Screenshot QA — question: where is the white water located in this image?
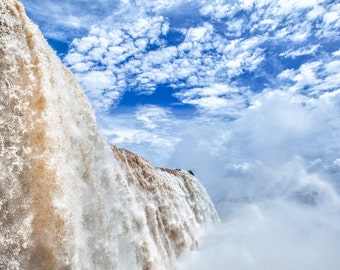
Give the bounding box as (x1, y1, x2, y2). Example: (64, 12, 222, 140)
(176, 119, 340, 269)
(178, 191, 340, 270)
(0, 1, 218, 269)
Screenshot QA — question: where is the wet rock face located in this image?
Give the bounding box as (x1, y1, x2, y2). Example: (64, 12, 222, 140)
(0, 1, 219, 269)
(112, 146, 219, 268)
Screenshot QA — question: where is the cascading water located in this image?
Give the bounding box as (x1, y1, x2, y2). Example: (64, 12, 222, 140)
(0, 1, 219, 269)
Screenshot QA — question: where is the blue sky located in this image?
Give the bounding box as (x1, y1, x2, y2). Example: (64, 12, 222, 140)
(20, 1, 340, 267)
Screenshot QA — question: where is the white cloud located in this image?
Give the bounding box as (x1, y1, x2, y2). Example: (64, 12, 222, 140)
(174, 84, 247, 115)
(277, 56, 340, 97)
(187, 26, 210, 41)
(326, 60, 340, 74)
(183, 96, 230, 112)
(278, 0, 320, 12)
(323, 11, 339, 24)
(177, 84, 237, 99)
(81, 71, 115, 92)
(307, 4, 326, 20)
(280, 45, 320, 58)
(135, 105, 173, 129)
(291, 61, 321, 90)
(316, 3, 340, 38)
(57, 0, 338, 126)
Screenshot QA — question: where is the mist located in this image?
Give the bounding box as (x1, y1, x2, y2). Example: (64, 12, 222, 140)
(102, 89, 340, 270)
(168, 91, 340, 269)
(177, 197, 340, 270)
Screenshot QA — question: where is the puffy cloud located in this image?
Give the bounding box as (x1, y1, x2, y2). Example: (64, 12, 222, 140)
(59, 0, 338, 122)
(175, 84, 247, 116)
(135, 105, 173, 129)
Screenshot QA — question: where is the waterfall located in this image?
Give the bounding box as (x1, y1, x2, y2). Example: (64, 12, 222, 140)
(0, 1, 219, 269)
